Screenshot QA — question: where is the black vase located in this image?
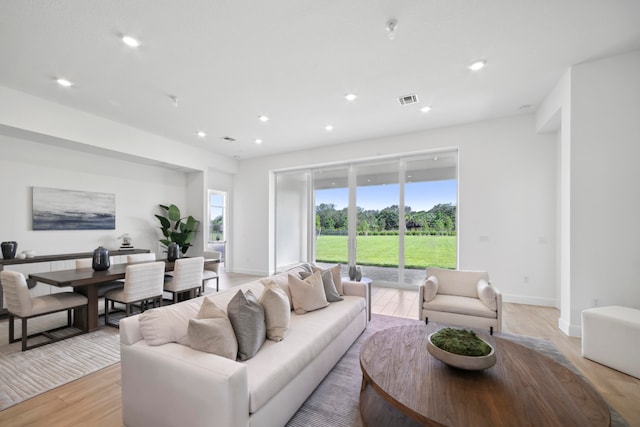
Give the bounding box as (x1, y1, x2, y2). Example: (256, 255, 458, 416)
(1, 241, 17, 259)
(167, 242, 180, 262)
(92, 246, 110, 271)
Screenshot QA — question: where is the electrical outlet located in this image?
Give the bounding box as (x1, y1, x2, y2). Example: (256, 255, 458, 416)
(523, 276, 529, 284)
(593, 298, 599, 307)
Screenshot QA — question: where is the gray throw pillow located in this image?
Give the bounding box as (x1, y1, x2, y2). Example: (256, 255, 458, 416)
(300, 270, 343, 302)
(227, 290, 266, 361)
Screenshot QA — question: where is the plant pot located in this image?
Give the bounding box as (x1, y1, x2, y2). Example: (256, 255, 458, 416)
(167, 242, 180, 262)
(427, 332, 496, 370)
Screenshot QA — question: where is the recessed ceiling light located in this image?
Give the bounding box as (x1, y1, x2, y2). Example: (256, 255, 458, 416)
(197, 131, 206, 138)
(258, 115, 269, 122)
(56, 78, 73, 87)
(468, 60, 487, 71)
(345, 93, 357, 101)
(420, 106, 432, 113)
(325, 124, 334, 131)
(122, 35, 140, 48)
(255, 138, 263, 144)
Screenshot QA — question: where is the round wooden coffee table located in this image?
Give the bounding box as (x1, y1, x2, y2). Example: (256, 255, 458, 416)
(359, 324, 610, 427)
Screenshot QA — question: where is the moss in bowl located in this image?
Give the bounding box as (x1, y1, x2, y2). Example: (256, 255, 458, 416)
(427, 327, 496, 370)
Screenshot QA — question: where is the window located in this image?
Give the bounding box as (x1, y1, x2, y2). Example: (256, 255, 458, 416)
(274, 150, 457, 287)
(208, 191, 225, 243)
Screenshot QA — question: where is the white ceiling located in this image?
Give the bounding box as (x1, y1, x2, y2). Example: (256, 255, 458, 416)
(1, 1, 639, 160)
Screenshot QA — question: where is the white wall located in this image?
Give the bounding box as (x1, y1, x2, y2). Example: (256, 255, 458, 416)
(569, 50, 640, 331)
(233, 114, 558, 306)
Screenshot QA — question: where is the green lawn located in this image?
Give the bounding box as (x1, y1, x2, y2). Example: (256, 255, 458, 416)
(315, 235, 456, 269)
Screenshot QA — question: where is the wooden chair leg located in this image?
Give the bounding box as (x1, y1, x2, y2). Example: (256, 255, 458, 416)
(67, 309, 72, 327)
(216, 277, 219, 292)
(104, 298, 110, 326)
(9, 315, 15, 343)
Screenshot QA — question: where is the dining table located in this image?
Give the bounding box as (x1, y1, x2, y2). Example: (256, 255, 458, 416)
(29, 258, 220, 332)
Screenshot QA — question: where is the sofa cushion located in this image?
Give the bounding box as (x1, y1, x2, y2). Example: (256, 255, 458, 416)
(300, 270, 343, 302)
(244, 295, 366, 413)
(264, 274, 293, 310)
(477, 279, 497, 311)
(288, 272, 329, 315)
(228, 290, 266, 361)
(311, 264, 343, 295)
(187, 297, 237, 359)
(138, 298, 202, 346)
(423, 275, 439, 302)
(259, 280, 291, 342)
(423, 294, 496, 319)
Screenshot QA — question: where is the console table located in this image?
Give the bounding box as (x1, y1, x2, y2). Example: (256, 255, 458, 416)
(0, 249, 150, 316)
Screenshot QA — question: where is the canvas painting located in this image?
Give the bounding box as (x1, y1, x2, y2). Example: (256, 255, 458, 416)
(32, 187, 116, 230)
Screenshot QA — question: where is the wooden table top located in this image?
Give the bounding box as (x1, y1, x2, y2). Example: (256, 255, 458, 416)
(360, 324, 610, 427)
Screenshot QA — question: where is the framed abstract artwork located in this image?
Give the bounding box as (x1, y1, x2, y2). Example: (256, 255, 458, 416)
(32, 187, 116, 230)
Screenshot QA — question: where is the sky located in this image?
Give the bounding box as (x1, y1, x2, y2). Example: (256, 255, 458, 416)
(315, 179, 457, 212)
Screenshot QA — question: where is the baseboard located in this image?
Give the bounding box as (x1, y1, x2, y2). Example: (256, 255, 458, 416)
(502, 293, 557, 307)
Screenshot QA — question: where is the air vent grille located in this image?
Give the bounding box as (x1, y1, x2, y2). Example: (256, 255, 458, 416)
(398, 94, 419, 105)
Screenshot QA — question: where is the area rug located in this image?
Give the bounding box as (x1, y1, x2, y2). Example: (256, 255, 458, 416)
(0, 322, 120, 411)
(286, 314, 630, 427)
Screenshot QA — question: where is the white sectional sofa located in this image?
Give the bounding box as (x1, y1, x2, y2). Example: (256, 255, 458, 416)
(119, 263, 369, 427)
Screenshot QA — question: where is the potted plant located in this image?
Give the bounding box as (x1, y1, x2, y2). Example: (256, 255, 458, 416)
(155, 204, 199, 255)
(427, 327, 496, 370)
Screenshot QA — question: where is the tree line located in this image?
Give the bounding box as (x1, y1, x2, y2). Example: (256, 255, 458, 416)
(316, 203, 456, 235)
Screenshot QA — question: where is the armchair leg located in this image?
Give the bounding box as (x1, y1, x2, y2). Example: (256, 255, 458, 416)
(9, 315, 15, 343)
(22, 317, 28, 351)
(425, 317, 429, 325)
(216, 277, 219, 292)
(490, 326, 494, 335)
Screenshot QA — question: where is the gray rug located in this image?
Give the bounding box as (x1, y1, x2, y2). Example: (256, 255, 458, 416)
(0, 319, 120, 411)
(286, 314, 629, 427)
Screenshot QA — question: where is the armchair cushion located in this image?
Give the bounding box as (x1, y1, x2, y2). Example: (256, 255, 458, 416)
(477, 279, 498, 311)
(423, 295, 496, 319)
(423, 275, 439, 302)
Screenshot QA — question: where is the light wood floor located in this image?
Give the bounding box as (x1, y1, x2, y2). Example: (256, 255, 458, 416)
(1, 272, 639, 426)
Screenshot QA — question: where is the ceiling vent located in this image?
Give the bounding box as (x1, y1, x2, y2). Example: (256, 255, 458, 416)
(221, 136, 236, 142)
(398, 94, 419, 105)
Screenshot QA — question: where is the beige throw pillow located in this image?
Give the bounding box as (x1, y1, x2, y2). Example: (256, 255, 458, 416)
(288, 271, 329, 315)
(263, 275, 293, 309)
(300, 270, 343, 302)
(477, 279, 498, 311)
(259, 280, 291, 342)
(311, 264, 343, 295)
(423, 275, 439, 302)
(187, 297, 238, 360)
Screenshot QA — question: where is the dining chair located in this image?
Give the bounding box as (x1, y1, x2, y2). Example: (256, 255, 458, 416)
(202, 251, 222, 293)
(127, 253, 156, 263)
(163, 257, 204, 304)
(0, 270, 88, 351)
(75, 258, 124, 297)
(104, 261, 165, 327)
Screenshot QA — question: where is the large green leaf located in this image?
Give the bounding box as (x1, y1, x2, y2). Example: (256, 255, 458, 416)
(167, 204, 181, 222)
(155, 214, 170, 229)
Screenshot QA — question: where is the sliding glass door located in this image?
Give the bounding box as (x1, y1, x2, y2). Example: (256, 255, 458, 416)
(275, 150, 457, 287)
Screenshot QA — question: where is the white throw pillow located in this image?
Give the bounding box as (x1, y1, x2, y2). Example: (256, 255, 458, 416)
(311, 264, 343, 295)
(187, 297, 238, 359)
(288, 271, 329, 315)
(477, 279, 497, 311)
(259, 280, 291, 342)
(138, 301, 200, 346)
(423, 275, 439, 302)
(263, 275, 293, 309)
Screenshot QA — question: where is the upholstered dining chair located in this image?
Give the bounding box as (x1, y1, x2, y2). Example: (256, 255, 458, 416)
(127, 253, 156, 263)
(202, 251, 222, 293)
(104, 261, 165, 327)
(163, 257, 204, 304)
(0, 270, 88, 351)
(75, 258, 124, 297)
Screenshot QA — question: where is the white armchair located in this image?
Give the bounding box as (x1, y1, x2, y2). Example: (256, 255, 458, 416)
(418, 267, 502, 334)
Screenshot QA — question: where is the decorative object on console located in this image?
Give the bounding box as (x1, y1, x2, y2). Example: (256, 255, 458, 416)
(355, 266, 362, 282)
(118, 233, 134, 250)
(1, 241, 17, 259)
(23, 249, 36, 258)
(427, 327, 496, 370)
(32, 187, 115, 230)
(155, 203, 199, 255)
(167, 242, 180, 262)
(348, 263, 357, 281)
(92, 246, 110, 271)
